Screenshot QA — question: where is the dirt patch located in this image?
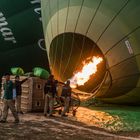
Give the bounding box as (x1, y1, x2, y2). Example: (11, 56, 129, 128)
(75, 107, 122, 132)
(0, 106, 140, 140)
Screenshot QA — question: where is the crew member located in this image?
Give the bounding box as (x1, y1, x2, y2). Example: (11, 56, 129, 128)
(44, 75, 57, 117)
(15, 75, 28, 114)
(0, 73, 19, 123)
(61, 80, 71, 117)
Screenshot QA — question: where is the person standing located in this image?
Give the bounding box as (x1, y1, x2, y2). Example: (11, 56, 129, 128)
(44, 75, 57, 117)
(0, 73, 19, 123)
(14, 75, 28, 114)
(61, 80, 71, 117)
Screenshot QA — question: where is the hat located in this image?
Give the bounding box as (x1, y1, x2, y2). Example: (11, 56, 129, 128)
(4, 72, 10, 76)
(15, 75, 19, 79)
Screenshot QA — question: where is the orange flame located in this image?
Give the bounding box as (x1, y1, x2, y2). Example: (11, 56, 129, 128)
(70, 56, 103, 88)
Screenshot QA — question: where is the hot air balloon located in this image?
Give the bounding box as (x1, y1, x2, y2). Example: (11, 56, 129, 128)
(41, 0, 140, 105)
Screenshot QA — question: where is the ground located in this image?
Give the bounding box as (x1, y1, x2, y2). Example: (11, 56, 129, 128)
(0, 107, 140, 140)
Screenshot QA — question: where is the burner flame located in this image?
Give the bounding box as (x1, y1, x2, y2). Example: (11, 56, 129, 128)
(70, 56, 103, 88)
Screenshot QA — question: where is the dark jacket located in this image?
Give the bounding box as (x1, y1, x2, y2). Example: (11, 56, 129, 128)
(15, 78, 28, 96)
(44, 79, 57, 98)
(3, 80, 13, 100)
(61, 85, 71, 97)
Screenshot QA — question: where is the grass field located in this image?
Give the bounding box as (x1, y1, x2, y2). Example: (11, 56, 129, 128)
(80, 99, 140, 132)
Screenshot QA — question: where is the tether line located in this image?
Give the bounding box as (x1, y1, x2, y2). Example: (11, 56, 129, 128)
(73, 0, 103, 73)
(58, 0, 70, 80)
(52, 0, 60, 73)
(62, 0, 85, 76)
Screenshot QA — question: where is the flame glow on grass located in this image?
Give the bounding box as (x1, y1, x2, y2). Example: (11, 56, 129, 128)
(70, 56, 103, 88)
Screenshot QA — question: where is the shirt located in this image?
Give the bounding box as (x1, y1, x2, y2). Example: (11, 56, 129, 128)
(61, 85, 71, 97)
(44, 79, 57, 97)
(3, 80, 13, 100)
(15, 78, 28, 96)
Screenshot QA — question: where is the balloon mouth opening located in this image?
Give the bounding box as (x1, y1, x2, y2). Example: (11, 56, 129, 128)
(49, 32, 106, 94)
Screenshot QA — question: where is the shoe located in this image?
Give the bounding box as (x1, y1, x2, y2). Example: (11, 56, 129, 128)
(17, 111, 23, 114)
(14, 120, 19, 123)
(61, 114, 68, 117)
(19, 111, 24, 114)
(58, 109, 62, 115)
(0, 120, 6, 123)
(47, 114, 55, 117)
